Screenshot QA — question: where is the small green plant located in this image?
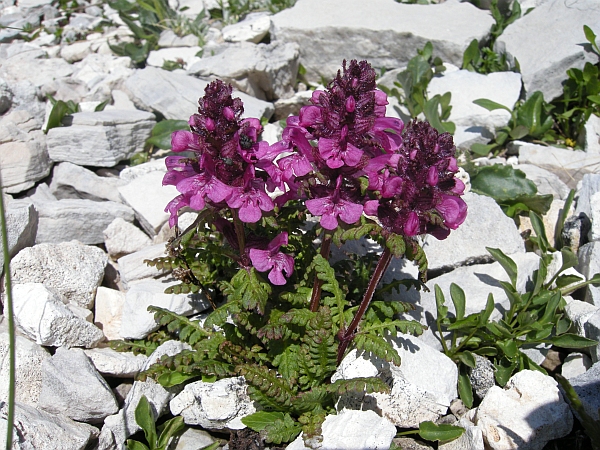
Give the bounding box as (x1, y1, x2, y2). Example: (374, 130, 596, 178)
(434, 214, 600, 407)
(44, 95, 108, 134)
(126, 395, 185, 450)
(380, 42, 455, 134)
(470, 91, 556, 155)
(393, 421, 465, 446)
(461, 0, 522, 74)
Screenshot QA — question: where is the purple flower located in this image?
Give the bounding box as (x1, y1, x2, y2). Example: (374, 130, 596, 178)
(249, 232, 294, 285)
(227, 167, 275, 223)
(305, 176, 363, 230)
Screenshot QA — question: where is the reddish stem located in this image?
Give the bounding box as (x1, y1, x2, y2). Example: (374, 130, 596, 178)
(309, 234, 332, 312)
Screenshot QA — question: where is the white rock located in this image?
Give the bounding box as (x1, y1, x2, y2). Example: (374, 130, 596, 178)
(124, 66, 274, 121)
(38, 347, 118, 423)
(0, 330, 50, 407)
(94, 287, 126, 341)
(146, 46, 202, 68)
(438, 423, 484, 450)
(120, 278, 211, 340)
(168, 427, 216, 450)
(514, 164, 571, 201)
(0, 77, 13, 114)
(103, 217, 152, 259)
(46, 109, 156, 167)
(169, 376, 257, 430)
(117, 243, 167, 289)
(577, 241, 600, 306)
(72, 53, 134, 102)
(474, 370, 572, 450)
(588, 191, 600, 242)
(10, 241, 108, 308)
(11, 283, 105, 348)
(421, 192, 525, 272)
(287, 409, 397, 450)
(188, 41, 299, 101)
(49, 162, 127, 203)
(4, 401, 98, 450)
(83, 347, 148, 378)
(60, 40, 94, 63)
(515, 142, 600, 189)
(565, 298, 599, 336)
(118, 170, 179, 236)
(0, 137, 51, 194)
(119, 157, 167, 182)
(428, 70, 522, 132)
(566, 360, 600, 422)
(33, 198, 135, 245)
(584, 308, 600, 363)
(0, 50, 74, 89)
(561, 353, 592, 379)
(333, 333, 457, 428)
(157, 29, 199, 47)
(271, 0, 494, 85)
(0, 200, 37, 276)
(222, 12, 271, 44)
(583, 113, 600, 153)
(574, 173, 600, 218)
(495, 0, 600, 101)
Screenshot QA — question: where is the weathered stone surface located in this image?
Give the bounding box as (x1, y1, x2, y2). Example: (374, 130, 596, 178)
(3, 401, 98, 450)
(575, 173, 600, 218)
(562, 352, 592, 379)
(495, 0, 600, 101)
(468, 354, 495, 402)
(11, 283, 105, 348)
(287, 409, 397, 450)
(46, 110, 156, 167)
(0, 330, 50, 407)
(103, 217, 152, 259)
(474, 370, 572, 450)
(120, 278, 211, 340)
(157, 30, 200, 48)
(146, 46, 202, 68)
(567, 361, 600, 422)
(49, 162, 127, 203)
(565, 298, 599, 336)
(170, 377, 257, 430)
(33, 198, 135, 245)
(0, 200, 37, 275)
(10, 241, 108, 308)
(124, 66, 274, 120)
(271, 0, 494, 84)
(583, 113, 600, 154)
(428, 70, 522, 132)
(516, 164, 571, 201)
(117, 243, 166, 289)
(577, 241, 600, 306)
(188, 41, 300, 101)
(94, 286, 126, 341)
(117, 170, 178, 236)
(421, 192, 525, 273)
(222, 12, 271, 44)
(84, 347, 147, 378)
(0, 50, 74, 89)
(333, 333, 457, 428)
(0, 136, 50, 194)
(585, 309, 600, 363)
(71, 53, 134, 103)
(38, 347, 118, 423)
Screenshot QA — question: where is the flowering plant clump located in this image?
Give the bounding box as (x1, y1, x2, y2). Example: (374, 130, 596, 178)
(138, 60, 467, 446)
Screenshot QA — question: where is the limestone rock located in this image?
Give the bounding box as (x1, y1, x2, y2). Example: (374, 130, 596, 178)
(566, 361, 600, 422)
(562, 353, 592, 379)
(577, 241, 600, 306)
(0, 200, 37, 276)
(169, 377, 257, 430)
(46, 110, 156, 167)
(11, 283, 105, 348)
(124, 66, 274, 121)
(94, 287, 126, 341)
(117, 243, 167, 289)
(83, 347, 148, 378)
(146, 46, 202, 69)
(10, 241, 108, 309)
(222, 12, 271, 44)
(38, 347, 119, 423)
(474, 370, 572, 450)
(103, 217, 152, 259)
(0, 136, 51, 194)
(584, 308, 600, 363)
(271, 0, 494, 84)
(49, 162, 127, 203)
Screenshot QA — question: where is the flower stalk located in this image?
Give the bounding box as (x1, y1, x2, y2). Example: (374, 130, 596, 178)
(309, 233, 332, 312)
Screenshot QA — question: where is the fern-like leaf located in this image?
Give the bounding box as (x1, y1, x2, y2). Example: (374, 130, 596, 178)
(280, 286, 313, 307)
(143, 256, 180, 271)
(149, 306, 212, 346)
(238, 364, 297, 410)
(327, 377, 391, 396)
(222, 269, 272, 314)
(353, 332, 402, 366)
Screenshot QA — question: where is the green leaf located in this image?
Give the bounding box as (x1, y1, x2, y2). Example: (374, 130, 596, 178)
(529, 211, 549, 253)
(242, 411, 286, 432)
(470, 143, 496, 156)
(263, 413, 302, 444)
(487, 247, 518, 288)
(547, 333, 597, 349)
(478, 294, 495, 327)
(457, 350, 476, 368)
(462, 39, 480, 70)
(126, 440, 150, 450)
(471, 165, 537, 204)
(146, 119, 189, 150)
(44, 100, 72, 133)
(497, 339, 518, 359)
(134, 396, 157, 449)
(418, 421, 465, 442)
(435, 285, 448, 320)
(156, 416, 185, 449)
(588, 94, 600, 104)
(555, 274, 584, 289)
(458, 368, 474, 409)
(450, 283, 466, 320)
(494, 361, 516, 386)
(156, 371, 198, 388)
(473, 98, 512, 112)
(199, 443, 220, 450)
(584, 24, 600, 54)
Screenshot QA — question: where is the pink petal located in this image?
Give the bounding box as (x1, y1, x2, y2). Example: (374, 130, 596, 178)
(249, 248, 273, 272)
(338, 200, 363, 225)
(437, 194, 468, 229)
(171, 130, 198, 152)
(404, 211, 420, 236)
(306, 198, 331, 216)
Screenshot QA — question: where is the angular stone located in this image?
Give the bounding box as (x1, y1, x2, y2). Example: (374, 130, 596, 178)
(169, 377, 257, 430)
(584, 309, 600, 363)
(0, 330, 50, 407)
(577, 242, 600, 306)
(421, 192, 525, 273)
(588, 191, 600, 242)
(271, 0, 494, 84)
(38, 347, 118, 423)
(567, 361, 600, 422)
(33, 198, 135, 245)
(117, 243, 167, 289)
(3, 401, 98, 450)
(46, 110, 156, 167)
(157, 30, 200, 47)
(0, 199, 37, 276)
(94, 286, 126, 341)
(516, 164, 571, 201)
(222, 12, 271, 44)
(117, 170, 178, 236)
(168, 427, 216, 450)
(515, 142, 600, 189)
(287, 409, 397, 450)
(120, 278, 211, 340)
(562, 353, 592, 379)
(574, 173, 600, 218)
(49, 162, 127, 203)
(495, 0, 600, 101)
(583, 113, 600, 154)
(10, 241, 108, 308)
(146, 46, 202, 68)
(0, 135, 51, 194)
(124, 66, 274, 121)
(565, 298, 599, 336)
(475, 370, 572, 450)
(333, 333, 457, 428)
(188, 41, 300, 101)
(83, 347, 148, 378)
(60, 40, 94, 63)
(0, 51, 74, 89)
(427, 70, 522, 132)
(469, 354, 495, 402)
(11, 283, 105, 348)
(71, 53, 134, 102)
(103, 217, 152, 259)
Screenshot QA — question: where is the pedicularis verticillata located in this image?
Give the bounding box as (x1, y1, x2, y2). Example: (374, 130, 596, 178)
(137, 60, 467, 445)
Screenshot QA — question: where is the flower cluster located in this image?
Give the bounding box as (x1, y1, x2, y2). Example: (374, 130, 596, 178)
(164, 61, 467, 285)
